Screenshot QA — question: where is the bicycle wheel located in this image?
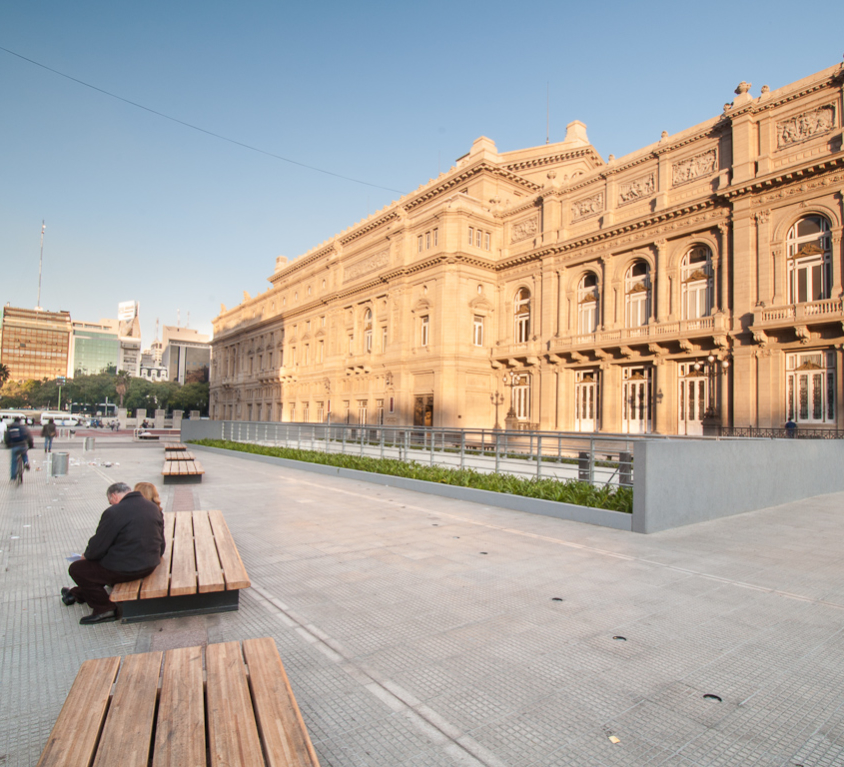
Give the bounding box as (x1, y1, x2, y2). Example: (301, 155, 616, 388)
(15, 454, 24, 485)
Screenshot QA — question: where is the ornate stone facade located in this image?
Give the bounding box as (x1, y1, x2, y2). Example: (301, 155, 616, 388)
(212, 60, 844, 435)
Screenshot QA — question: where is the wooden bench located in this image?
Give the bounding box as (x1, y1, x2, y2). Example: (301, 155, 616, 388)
(162, 457, 204, 483)
(37, 637, 321, 767)
(165, 448, 196, 460)
(111, 510, 249, 622)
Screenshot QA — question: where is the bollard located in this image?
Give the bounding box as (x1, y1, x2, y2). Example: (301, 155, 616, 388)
(51, 452, 69, 476)
(578, 451, 592, 482)
(84, 437, 96, 452)
(619, 452, 633, 487)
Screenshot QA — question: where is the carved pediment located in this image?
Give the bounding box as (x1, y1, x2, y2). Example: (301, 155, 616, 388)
(791, 242, 825, 259)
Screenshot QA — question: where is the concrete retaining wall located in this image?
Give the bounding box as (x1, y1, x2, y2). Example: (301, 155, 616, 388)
(632, 438, 844, 533)
(189, 442, 633, 531)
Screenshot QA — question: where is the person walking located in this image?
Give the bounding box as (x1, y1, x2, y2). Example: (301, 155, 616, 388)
(41, 418, 57, 453)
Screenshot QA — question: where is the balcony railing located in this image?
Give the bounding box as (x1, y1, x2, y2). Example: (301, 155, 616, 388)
(755, 299, 843, 324)
(565, 316, 718, 348)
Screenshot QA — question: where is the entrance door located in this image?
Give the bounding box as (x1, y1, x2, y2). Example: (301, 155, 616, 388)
(678, 366, 707, 436)
(622, 368, 651, 434)
(575, 371, 599, 432)
(414, 395, 433, 427)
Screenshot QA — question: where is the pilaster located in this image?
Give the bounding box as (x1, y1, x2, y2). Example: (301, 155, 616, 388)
(755, 210, 771, 306)
(655, 239, 669, 322)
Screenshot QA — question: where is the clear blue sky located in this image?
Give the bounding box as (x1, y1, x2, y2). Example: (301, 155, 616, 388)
(2, 1, 842, 348)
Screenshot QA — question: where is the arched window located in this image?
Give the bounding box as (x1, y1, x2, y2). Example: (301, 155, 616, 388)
(577, 273, 600, 334)
(787, 216, 831, 303)
(681, 245, 713, 320)
(364, 309, 373, 353)
(624, 261, 650, 328)
(514, 288, 531, 342)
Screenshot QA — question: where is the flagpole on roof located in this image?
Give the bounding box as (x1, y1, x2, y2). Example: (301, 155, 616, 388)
(36, 220, 45, 310)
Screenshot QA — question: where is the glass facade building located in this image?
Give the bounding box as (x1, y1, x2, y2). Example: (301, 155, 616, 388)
(0, 306, 72, 382)
(69, 320, 120, 377)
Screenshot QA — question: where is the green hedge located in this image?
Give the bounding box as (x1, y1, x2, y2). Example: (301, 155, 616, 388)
(191, 439, 633, 514)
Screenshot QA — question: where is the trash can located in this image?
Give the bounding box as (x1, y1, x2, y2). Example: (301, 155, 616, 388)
(84, 437, 95, 452)
(51, 452, 69, 476)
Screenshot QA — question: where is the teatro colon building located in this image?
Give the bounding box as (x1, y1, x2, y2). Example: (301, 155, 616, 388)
(211, 60, 844, 436)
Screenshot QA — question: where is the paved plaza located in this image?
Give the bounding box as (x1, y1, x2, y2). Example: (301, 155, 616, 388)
(1, 435, 843, 766)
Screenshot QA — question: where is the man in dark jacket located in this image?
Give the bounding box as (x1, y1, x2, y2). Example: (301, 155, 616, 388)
(62, 482, 165, 624)
(5, 417, 33, 479)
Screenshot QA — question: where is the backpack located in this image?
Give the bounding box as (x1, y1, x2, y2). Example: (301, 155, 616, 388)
(5, 425, 26, 445)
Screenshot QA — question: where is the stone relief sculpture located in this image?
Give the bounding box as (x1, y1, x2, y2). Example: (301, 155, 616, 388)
(345, 249, 390, 281)
(672, 149, 717, 186)
(510, 217, 538, 243)
(777, 105, 835, 148)
(571, 192, 604, 220)
(618, 174, 655, 205)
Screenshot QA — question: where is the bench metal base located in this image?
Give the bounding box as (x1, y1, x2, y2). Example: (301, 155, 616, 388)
(119, 589, 240, 623)
(162, 473, 203, 484)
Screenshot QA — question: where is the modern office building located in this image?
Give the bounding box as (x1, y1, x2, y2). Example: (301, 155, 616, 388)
(211, 60, 844, 434)
(0, 306, 72, 382)
(162, 326, 211, 384)
(68, 319, 119, 377)
(117, 300, 142, 376)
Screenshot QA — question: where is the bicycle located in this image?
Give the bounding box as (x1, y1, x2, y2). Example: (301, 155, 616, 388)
(14, 451, 25, 486)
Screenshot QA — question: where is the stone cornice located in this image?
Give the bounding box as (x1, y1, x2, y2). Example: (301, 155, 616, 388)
(339, 211, 400, 246)
(501, 146, 604, 173)
(268, 245, 335, 286)
(402, 163, 541, 212)
(718, 152, 844, 201)
(497, 200, 728, 269)
(744, 65, 844, 119)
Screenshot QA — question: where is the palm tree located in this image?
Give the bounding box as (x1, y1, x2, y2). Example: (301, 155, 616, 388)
(115, 371, 130, 408)
(0, 363, 10, 390)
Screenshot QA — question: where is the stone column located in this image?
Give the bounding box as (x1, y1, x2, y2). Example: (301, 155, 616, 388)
(755, 210, 771, 306)
(654, 239, 668, 322)
(832, 230, 843, 299)
(600, 362, 620, 432)
(717, 222, 730, 313)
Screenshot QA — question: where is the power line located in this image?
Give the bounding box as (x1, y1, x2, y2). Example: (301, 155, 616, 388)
(0, 45, 405, 195)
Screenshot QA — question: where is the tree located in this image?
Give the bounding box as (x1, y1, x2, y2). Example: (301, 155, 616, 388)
(114, 371, 130, 408)
(0, 363, 10, 390)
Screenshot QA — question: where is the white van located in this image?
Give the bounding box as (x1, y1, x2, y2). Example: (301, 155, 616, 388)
(40, 411, 81, 427)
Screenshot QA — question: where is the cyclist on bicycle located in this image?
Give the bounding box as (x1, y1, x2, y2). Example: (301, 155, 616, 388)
(5, 417, 34, 480)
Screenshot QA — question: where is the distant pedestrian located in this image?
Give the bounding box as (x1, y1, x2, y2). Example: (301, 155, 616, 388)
(785, 418, 797, 438)
(42, 418, 57, 453)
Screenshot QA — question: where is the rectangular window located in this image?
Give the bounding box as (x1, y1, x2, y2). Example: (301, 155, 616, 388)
(425, 232, 431, 249)
(382, 325, 388, 351)
(473, 315, 484, 346)
(321, 315, 326, 327)
(418, 235, 424, 253)
(484, 232, 490, 251)
(433, 228, 438, 246)
(304, 344, 310, 364)
(476, 229, 482, 248)
(420, 315, 429, 347)
(468, 227, 474, 245)
(348, 335, 354, 355)
(318, 340, 324, 362)
(786, 351, 835, 424)
(358, 400, 368, 425)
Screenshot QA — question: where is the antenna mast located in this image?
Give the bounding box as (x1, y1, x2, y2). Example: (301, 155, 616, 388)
(546, 83, 550, 144)
(36, 221, 45, 310)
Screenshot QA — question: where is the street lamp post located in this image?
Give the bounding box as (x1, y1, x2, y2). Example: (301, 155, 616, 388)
(694, 354, 730, 435)
(490, 391, 504, 430)
(502, 370, 519, 431)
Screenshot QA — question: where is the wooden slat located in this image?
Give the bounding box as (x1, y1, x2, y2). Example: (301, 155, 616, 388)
(243, 638, 321, 767)
(36, 656, 120, 767)
(206, 642, 265, 767)
(169, 512, 197, 596)
(208, 510, 251, 590)
(165, 450, 195, 461)
(140, 511, 176, 599)
(111, 576, 142, 602)
(167, 443, 187, 451)
(193, 510, 225, 593)
(92, 652, 163, 767)
(152, 646, 206, 767)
